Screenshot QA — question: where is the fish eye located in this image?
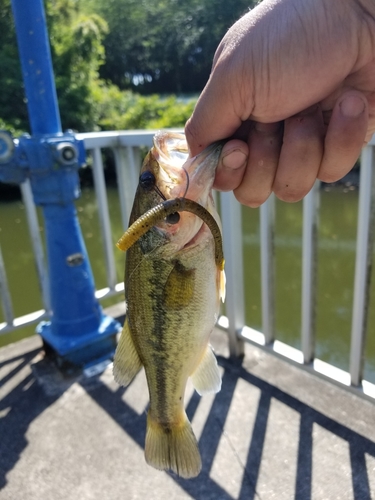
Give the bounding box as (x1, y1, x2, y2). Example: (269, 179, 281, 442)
(139, 171, 156, 191)
(165, 212, 180, 225)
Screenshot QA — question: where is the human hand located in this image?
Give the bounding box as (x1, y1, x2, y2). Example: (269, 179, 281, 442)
(185, 0, 375, 206)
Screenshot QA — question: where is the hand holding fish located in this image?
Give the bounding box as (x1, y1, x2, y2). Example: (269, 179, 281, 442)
(185, 0, 375, 206)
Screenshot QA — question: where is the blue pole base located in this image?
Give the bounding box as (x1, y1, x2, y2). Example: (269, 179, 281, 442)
(37, 314, 121, 368)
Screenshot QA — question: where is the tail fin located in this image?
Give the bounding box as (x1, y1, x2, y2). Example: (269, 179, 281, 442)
(145, 412, 202, 478)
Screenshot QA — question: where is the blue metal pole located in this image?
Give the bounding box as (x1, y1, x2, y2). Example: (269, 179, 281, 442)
(11, 0, 61, 135)
(7, 0, 121, 367)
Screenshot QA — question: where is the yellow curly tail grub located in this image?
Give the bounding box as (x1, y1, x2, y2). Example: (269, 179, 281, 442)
(116, 198, 224, 270)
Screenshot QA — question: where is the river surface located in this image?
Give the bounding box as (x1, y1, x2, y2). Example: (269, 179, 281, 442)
(1, 184, 375, 382)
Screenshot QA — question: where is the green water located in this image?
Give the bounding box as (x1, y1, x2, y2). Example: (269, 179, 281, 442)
(1, 185, 375, 382)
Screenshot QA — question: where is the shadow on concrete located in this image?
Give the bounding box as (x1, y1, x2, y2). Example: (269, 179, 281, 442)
(234, 358, 375, 500)
(0, 347, 59, 489)
(81, 354, 375, 500)
(1, 338, 374, 499)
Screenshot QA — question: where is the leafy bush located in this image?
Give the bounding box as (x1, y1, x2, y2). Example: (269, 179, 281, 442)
(94, 84, 196, 130)
(0, 118, 24, 137)
(0, 0, 198, 135)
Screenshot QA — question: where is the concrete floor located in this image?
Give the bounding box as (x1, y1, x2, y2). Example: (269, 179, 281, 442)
(1, 327, 375, 500)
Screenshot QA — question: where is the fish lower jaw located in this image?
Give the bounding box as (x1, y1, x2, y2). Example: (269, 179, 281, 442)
(180, 221, 210, 254)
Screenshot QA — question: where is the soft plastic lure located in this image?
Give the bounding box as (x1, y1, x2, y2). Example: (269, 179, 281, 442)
(116, 197, 225, 271)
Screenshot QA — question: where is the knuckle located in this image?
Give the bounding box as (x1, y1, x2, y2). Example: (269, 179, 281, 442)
(184, 119, 195, 143)
(184, 119, 205, 157)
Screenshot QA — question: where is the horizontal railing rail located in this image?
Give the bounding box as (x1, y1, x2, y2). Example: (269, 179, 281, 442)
(1, 129, 374, 402)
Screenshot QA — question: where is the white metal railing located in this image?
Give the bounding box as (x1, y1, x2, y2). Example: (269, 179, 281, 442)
(0, 129, 374, 402)
(218, 136, 375, 402)
(0, 131, 155, 333)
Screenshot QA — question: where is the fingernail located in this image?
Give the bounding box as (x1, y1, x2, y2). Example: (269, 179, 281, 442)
(340, 96, 366, 117)
(222, 149, 247, 170)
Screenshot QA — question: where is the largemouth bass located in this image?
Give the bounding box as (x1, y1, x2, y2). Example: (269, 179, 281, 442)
(113, 131, 225, 478)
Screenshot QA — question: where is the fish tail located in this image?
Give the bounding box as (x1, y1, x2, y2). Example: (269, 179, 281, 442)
(145, 412, 202, 478)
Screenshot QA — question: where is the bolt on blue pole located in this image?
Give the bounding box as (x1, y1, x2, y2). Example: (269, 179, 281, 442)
(8, 0, 121, 367)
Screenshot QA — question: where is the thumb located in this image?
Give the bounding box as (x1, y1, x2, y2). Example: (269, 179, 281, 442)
(213, 139, 249, 191)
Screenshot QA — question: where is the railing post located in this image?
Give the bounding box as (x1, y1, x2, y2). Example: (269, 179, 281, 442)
(0, 0, 121, 366)
(260, 194, 276, 344)
(113, 146, 140, 229)
(0, 246, 14, 326)
(20, 180, 50, 312)
(92, 148, 117, 291)
(301, 180, 320, 363)
(220, 192, 245, 357)
(350, 146, 375, 386)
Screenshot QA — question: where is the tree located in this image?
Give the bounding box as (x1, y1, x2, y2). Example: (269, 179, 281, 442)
(0, 0, 108, 132)
(89, 0, 255, 94)
(47, 0, 109, 130)
(0, 0, 256, 133)
(0, 0, 28, 132)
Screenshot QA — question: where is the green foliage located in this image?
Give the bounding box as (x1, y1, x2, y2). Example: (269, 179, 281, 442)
(0, 0, 28, 132)
(47, 0, 108, 130)
(0, 0, 109, 132)
(89, 0, 255, 93)
(0, 0, 253, 133)
(0, 118, 24, 137)
(94, 84, 196, 130)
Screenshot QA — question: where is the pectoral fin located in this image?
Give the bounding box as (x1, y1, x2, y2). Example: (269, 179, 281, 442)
(163, 261, 195, 309)
(113, 318, 142, 387)
(190, 346, 222, 395)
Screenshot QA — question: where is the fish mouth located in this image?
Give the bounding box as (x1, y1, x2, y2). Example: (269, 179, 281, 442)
(152, 131, 224, 203)
(148, 132, 224, 255)
(182, 142, 223, 202)
(181, 217, 208, 251)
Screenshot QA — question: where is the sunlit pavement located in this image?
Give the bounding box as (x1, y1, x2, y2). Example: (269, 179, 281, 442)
(1, 324, 375, 500)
